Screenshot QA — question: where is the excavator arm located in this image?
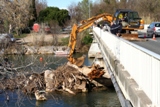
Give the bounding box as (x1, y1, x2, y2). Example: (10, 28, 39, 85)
(67, 10, 145, 67)
(67, 13, 113, 67)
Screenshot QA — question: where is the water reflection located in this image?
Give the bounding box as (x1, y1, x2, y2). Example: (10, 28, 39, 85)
(8, 53, 93, 73)
(9, 54, 68, 72)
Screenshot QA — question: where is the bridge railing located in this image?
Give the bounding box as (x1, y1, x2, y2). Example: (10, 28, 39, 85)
(93, 26, 160, 106)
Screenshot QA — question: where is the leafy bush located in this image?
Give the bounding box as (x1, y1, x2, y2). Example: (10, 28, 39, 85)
(82, 34, 93, 45)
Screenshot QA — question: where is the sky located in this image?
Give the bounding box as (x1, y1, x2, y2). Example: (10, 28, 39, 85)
(47, 0, 96, 9)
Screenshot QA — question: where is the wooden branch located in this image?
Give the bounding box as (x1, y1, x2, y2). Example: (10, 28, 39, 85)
(12, 62, 33, 71)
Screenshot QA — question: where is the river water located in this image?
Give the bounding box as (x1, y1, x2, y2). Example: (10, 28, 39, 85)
(0, 54, 121, 107)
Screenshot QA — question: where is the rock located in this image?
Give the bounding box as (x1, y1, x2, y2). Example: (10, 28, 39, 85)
(25, 46, 38, 54)
(22, 46, 59, 54)
(38, 46, 54, 54)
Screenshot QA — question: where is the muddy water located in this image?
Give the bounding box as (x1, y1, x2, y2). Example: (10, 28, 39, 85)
(0, 54, 121, 107)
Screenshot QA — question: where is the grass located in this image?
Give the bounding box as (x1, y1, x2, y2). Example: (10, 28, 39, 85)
(14, 33, 28, 39)
(60, 37, 69, 46)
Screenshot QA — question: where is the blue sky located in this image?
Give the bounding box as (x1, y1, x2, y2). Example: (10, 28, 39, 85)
(47, 0, 96, 9)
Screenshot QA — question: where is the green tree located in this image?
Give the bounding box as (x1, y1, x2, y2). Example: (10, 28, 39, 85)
(38, 7, 70, 27)
(29, 0, 38, 27)
(32, 0, 37, 21)
(82, 34, 93, 45)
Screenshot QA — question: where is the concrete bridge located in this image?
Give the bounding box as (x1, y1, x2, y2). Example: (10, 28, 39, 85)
(89, 25, 160, 107)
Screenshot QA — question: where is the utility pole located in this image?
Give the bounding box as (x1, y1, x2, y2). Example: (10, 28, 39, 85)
(89, 0, 90, 18)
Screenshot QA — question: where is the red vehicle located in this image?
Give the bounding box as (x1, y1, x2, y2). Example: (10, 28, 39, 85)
(33, 23, 40, 32)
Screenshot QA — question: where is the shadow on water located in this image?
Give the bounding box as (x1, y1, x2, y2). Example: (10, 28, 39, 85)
(0, 89, 121, 107)
(0, 53, 121, 107)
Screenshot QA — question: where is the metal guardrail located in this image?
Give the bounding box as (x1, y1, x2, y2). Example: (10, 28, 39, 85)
(93, 28, 133, 107)
(93, 26, 160, 107)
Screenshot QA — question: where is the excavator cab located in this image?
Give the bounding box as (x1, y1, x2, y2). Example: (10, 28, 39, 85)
(113, 9, 144, 32)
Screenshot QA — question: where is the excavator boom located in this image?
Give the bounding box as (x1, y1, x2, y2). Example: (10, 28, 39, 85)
(68, 10, 144, 67)
(67, 13, 113, 67)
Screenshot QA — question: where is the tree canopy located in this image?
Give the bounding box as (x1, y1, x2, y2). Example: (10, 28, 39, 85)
(38, 7, 70, 27)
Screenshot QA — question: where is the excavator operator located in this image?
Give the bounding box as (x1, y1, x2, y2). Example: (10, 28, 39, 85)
(110, 19, 122, 37)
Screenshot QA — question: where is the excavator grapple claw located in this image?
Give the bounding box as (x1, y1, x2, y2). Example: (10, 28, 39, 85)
(73, 55, 86, 67)
(68, 55, 86, 67)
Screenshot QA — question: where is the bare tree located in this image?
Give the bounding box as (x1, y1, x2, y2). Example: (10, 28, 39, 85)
(137, 0, 160, 19)
(68, 3, 82, 25)
(0, 0, 33, 35)
(36, 0, 47, 17)
(78, 0, 91, 20)
(126, 0, 138, 10)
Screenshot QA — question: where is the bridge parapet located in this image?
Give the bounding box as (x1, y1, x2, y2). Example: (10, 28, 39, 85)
(93, 26, 160, 107)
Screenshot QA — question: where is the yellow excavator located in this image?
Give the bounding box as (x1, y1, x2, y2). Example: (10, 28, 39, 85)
(67, 9, 144, 67)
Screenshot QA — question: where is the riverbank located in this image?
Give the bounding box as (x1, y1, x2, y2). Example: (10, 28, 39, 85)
(3, 33, 90, 55)
(1, 33, 69, 55)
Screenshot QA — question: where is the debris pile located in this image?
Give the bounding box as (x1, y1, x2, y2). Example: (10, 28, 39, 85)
(0, 63, 107, 100)
(44, 64, 93, 94)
